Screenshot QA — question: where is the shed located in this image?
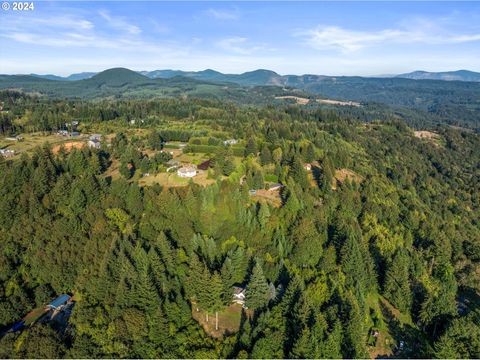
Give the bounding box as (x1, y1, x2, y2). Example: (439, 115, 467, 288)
(48, 294, 71, 310)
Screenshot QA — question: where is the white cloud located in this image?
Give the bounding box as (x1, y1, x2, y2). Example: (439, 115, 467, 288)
(301, 22, 480, 53)
(217, 37, 264, 55)
(99, 10, 141, 35)
(206, 8, 239, 20)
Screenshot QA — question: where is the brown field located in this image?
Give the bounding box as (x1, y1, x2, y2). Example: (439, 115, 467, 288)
(52, 141, 86, 154)
(192, 303, 243, 339)
(317, 99, 361, 107)
(333, 168, 363, 190)
(274, 96, 310, 105)
(414, 131, 441, 146)
(414, 130, 439, 139)
(252, 189, 283, 207)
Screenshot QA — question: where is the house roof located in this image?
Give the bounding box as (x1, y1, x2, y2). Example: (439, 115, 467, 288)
(198, 159, 212, 170)
(233, 286, 245, 295)
(48, 294, 71, 309)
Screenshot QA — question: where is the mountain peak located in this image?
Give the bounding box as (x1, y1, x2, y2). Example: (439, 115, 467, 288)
(87, 68, 150, 86)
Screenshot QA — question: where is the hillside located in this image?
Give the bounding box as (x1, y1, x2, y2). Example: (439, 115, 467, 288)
(0, 97, 478, 359)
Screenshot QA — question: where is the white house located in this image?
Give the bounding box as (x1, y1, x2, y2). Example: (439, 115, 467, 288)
(87, 140, 101, 149)
(232, 286, 246, 305)
(177, 165, 197, 178)
(223, 139, 238, 145)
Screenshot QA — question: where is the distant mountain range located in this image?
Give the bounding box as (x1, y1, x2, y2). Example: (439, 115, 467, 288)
(28, 69, 480, 83)
(2, 67, 480, 129)
(396, 70, 480, 82)
(30, 72, 96, 81)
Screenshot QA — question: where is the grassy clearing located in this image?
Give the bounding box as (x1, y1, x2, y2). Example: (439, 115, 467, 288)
(191, 303, 243, 339)
(251, 189, 282, 207)
(138, 170, 216, 187)
(366, 293, 425, 359)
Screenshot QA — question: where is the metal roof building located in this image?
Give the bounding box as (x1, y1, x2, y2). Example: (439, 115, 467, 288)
(48, 294, 71, 310)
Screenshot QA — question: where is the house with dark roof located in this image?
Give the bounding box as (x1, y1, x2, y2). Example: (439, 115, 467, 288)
(198, 159, 212, 170)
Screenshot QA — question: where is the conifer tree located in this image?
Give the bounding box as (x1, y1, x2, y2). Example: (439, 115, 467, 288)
(245, 138, 257, 157)
(245, 262, 270, 309)
(384, 248, 412, 312)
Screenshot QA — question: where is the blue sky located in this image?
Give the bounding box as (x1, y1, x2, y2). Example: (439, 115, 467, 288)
(1, 1, 480, 75)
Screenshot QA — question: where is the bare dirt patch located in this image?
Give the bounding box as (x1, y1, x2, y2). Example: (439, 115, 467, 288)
(274, 96, 310, 105)
(414, 131, 441, 146)
(414, 130, 439, 139)
(52, 141, 86, 154)
(317, 99, 361, 107)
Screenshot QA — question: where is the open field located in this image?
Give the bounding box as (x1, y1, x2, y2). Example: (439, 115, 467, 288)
(317, 99, 361, 106)
(251, 189, 283, 207)
(0, 133, 88, 158)
(138, 169, 216, 187)
(414, 130, 442, 146)
(274, 95, 310, 105)
(414, 130, 439, 139)
(191, 303, 243, 339)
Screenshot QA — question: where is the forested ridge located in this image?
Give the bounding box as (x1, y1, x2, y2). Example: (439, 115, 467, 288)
(2, 66, 480, 130)
(0, 94, 479, 358)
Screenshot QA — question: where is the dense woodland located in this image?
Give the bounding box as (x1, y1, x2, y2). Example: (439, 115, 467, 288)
(0, 93, 479, 358)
